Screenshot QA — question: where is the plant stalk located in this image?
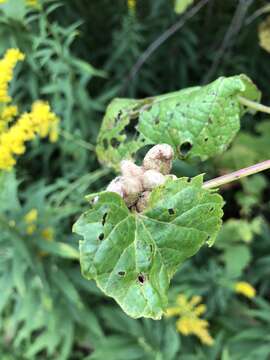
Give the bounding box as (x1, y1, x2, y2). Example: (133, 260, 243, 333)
(203, 160, 270, 189)
(238, 96, 270, 114)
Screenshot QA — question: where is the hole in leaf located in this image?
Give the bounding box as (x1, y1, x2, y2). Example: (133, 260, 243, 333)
(102, 213, 107, 226)
(149, 244, 153, 252)
(154, 118, 160, 125)
(168, 208, 175, 215)
(99, 233, 104, 241)
(138, 274, 146, 284)
(179, 141, 192, 157)
(123, 116, 139, 134)
(204, 137, 208, 142)
(187, 177, 191, 183)
(115, 110, 123, 123)
(102, 138, 109, 150)
(210, 207, 214, 212)
(111, 138, 120, 148)
(118, 271, 125, 276)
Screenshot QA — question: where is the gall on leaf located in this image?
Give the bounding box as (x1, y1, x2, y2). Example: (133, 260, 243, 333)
(73, 175, 224, 319)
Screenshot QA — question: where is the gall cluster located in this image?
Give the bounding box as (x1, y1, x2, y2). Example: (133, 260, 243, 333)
(106, 144, 176, 212)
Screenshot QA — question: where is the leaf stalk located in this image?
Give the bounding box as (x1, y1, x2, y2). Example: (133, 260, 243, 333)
(203, 160, 270, 189)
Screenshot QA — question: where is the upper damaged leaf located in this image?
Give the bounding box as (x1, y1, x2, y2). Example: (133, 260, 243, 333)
(96, 75, 260, 170)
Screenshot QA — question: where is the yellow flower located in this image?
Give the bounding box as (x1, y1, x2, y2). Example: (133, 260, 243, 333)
(0, 101, 59, 170)
(258, 16, 270, 53)
(0, 0, 39, 6)
(41, 227, 54, 242)
(26, 0, 39, 7)
(24, 208, 38, 223)
(26, 224, 37, 235)
(0, 49, 25, 104)
(234, 281, 256, 299)
(166, 294, 214, 346)
(127, 0, 136, 13)
(0, 105, 18, 133)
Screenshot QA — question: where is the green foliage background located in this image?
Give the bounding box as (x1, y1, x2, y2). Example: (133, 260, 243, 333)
(1, 0, 270, 358)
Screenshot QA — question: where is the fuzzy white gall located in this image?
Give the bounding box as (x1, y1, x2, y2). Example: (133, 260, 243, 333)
(136, 191, 150, 212)
(142, 170, 166, 190)
(106, 176, 143, 206)
(120, 160, 144, 178)
(165, 174, 177, 180)
(143, 144, 174, 175)
(122, 176, 143, 206)
(106, 176, 125, 198)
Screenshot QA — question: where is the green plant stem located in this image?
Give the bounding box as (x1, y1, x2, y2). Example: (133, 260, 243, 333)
(203, 160, 270, 189)
(238, 96, 270, 114)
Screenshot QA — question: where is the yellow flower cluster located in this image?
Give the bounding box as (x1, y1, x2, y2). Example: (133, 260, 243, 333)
(0, 101, 59, 170)
(0, 49, 25, 103)
(234, 281, 256, 299)
(0, 48, 59, 171)
(258, 16, 270, 53)
(24, 208, 54, 244)
(24, 208, 38, 234)
(166, 294, 214, 346)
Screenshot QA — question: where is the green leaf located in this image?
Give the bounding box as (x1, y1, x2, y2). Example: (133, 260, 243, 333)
(73, 176, 224, 319)
(223, 245, 251, 278)
(96, 75, 261, 170)
(0, 171, 20, 212)
(174, 0, 194, 15)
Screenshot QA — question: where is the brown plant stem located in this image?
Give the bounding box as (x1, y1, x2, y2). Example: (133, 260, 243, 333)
(203, 160, 270, 189)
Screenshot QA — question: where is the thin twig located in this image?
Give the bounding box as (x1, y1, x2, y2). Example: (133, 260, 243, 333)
(245, 4, 270, 26)
(203, 160, 270, 189)
(203, 0, 253, 83)
(123, 0, 210, 90)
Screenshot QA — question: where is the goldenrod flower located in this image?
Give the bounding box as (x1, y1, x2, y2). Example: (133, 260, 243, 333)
(26, 0, 40, 8)
(24, 208, 38, 223)
(0, 105, 18, 132)
(41, 227, 54, 242)
(0, 101, 59, 170)
(26, 224, 37, 235)
(234, 281, 256, 299)
(166, 294, 214, 346)
(258, 16, 270, 53)
(127, 0, 136, 13)
(0, 49, 25, 104)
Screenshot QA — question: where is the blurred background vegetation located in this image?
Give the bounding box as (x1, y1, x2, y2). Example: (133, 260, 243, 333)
(0, 0, 270, 359)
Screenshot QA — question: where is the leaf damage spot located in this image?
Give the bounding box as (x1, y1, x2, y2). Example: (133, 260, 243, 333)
(179, 141, 192, 157)
(102, 212, 108, 226)
(118, 271, 125, 276)
(138, 273, 146, 284)
(168, 208, 175, 215)
(99, 233, 105, 241)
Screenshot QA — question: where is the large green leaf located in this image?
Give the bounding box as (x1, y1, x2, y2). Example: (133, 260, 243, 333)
(96, 74, 260, 170)
(73, 176, 224, 319)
